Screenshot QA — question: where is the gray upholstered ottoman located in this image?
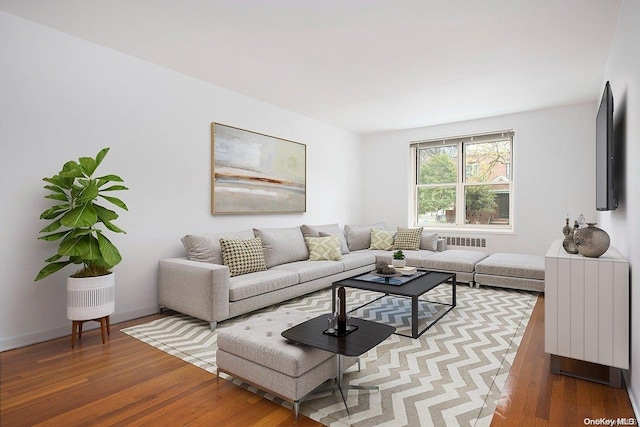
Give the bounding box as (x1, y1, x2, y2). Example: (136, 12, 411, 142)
(474, 253, 545, 292)
(422, 250, 488, 284)
(216, 309, 356, 419)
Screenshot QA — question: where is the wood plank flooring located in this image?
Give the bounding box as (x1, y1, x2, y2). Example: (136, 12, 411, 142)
(1, 294, 635, 426)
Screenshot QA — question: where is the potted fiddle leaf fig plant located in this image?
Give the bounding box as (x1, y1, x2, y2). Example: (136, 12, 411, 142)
(392, 250, 406, 268)
(35, 147, 128, 322)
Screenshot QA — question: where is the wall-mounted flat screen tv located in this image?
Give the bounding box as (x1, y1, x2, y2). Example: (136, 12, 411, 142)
(596, 81, 617, 211)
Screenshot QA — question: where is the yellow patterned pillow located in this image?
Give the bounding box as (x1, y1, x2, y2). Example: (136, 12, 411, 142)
(369, 228, 396, 250)
(305, 236, 343, 261)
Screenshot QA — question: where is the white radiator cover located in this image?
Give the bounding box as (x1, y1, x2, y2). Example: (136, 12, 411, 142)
(441, 236, 490, 251)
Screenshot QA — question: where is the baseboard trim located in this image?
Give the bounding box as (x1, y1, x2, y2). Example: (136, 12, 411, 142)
(0, 306, 158, 352)
(624, 371, 639, 418)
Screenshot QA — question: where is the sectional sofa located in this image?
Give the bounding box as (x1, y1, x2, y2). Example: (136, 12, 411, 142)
(158, 223, 498, 330)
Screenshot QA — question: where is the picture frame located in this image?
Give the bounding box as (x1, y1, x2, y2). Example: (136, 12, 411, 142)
(211, 123, 307, 214)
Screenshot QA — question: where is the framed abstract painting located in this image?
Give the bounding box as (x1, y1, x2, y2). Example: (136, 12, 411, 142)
(211, 123, 307, 214)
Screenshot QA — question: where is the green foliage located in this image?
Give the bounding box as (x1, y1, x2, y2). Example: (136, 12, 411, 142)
(418, 153, 457, 214)
(35, 148, 128, 281)
(393, 250, 405, 260)
(465, 185, 498, 212)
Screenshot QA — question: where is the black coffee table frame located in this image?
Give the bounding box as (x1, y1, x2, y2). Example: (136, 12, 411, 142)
(332, 269, 456, 339)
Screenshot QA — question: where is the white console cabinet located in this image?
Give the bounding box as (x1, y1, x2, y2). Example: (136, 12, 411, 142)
(545, 239, 629, 387)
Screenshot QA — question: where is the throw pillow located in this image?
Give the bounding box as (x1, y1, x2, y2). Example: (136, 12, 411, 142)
(181, 230, 255, 264)
(219, 237, 268, 277)
(392, 227, 424, 251)
(369, 228, 396, 250)
(300, 223, 350, 254)
(344, 222, 386, 251)
(420, 232, 439, 251)
(305, 236, 343, 261)
(253, 227, 309, 268)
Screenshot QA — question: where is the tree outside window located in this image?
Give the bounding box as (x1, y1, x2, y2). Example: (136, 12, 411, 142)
(413, 132, 513, 228)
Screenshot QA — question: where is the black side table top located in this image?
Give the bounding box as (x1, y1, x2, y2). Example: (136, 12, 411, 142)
(281, 314, 395, 357)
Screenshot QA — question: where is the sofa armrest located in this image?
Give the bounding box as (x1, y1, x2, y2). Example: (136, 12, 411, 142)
(158, 257, 230, 322)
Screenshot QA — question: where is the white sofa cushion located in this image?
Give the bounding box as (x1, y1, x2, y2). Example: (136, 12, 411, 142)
(181, 229, 255, 264)
(228, 270, 299, 301)
(254, 227, 309, 268)
(271, 260, 344, 283)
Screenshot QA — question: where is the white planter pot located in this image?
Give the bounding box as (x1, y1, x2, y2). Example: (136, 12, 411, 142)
(392, 259, 406, 268)
(67, 273, 115, 320)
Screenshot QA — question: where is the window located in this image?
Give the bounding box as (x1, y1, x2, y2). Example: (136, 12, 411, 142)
(411, 131, 513, 229)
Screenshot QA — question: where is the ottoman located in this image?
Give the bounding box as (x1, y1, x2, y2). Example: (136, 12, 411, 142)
(422, 249, 488, 284)
(474, 253, 545, 292)
(216, 309, 356, 419)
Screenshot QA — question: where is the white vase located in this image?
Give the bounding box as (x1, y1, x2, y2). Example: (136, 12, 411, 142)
(67, 273, 115, 320)
(392, 259, 406, 268)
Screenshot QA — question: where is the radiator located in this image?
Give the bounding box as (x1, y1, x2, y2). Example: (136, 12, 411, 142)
(441, 236, 489, 251)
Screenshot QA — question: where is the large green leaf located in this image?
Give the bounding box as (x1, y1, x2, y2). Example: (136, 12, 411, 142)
(45, 253, 63, 263)
(40, 205, 69, 220)
(101, 218, 126, 234)
(44, 175, 73, 189)
(101, 185, 128, 192)
(97, 233, 121, 267)
(75, 182, 99, 204)
(58, 234, 99, 260)
(35, 261, 72, 281)
(45, 193, 69, 202)
(38, 230, 70, 241)
(79, 157, 98, 177)
(95, 204, 118, 221)
(95, 147, 110, 168)
(99, 194, 128, 211)
(60, 204, 98, 228)
(97, 174, 124, 187)
(44, 185, 65, 194)
(59, 161, 83, 179)
(39, 219, 62, 233)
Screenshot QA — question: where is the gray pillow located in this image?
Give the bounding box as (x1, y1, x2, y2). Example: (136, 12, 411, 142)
(300, 223, 350, 254)
(344, 222, 385, 251)
(420, 232, 439, 251)
(181, 230, 255, 264)
(253, 227, 309, 268)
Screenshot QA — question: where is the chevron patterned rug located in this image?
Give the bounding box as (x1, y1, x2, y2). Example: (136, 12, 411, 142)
(123, 285, 537, 426)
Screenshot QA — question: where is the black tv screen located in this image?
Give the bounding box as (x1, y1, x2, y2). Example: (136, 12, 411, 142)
(596, 81, 616, 211)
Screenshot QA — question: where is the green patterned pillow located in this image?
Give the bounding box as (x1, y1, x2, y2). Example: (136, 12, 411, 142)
(219, 237, 268, 276)
(392, 227, 423, 251)
(305, 236, 343, 261)
(369, 228, 396, 250)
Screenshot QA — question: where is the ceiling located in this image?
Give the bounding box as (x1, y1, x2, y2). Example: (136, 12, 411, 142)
(0, 1, 622, 135)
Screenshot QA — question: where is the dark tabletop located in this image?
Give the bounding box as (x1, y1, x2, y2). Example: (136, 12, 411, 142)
(334, 269, 455, 298)
(281, 314, 395, 357)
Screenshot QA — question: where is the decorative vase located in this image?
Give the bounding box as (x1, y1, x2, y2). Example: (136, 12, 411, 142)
(574, 223, 610, 258)
(67, 273, 116, 320)
(392, 258, 406, 268)
(562, 217, 578, 254)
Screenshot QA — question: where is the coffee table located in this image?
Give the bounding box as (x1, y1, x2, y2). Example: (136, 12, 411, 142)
(281, 314, 395, 416)
(332, 269, 456, 338)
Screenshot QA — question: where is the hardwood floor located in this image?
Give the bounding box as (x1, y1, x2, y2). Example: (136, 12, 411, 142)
(1, 294, 635, 426)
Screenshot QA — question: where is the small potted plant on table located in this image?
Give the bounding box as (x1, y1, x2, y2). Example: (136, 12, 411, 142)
(392, 250, 406, 268)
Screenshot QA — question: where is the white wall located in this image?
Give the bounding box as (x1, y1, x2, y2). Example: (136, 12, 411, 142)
(599, 0, 640, 415)
(361, 103, 597, 255)
(0, 12, 362, 350)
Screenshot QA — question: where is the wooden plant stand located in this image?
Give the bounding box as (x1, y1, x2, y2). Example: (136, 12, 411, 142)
(71, 316, 110, 348)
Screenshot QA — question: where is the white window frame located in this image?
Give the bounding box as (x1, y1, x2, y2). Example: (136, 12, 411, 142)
(410, 130, 514, 231)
